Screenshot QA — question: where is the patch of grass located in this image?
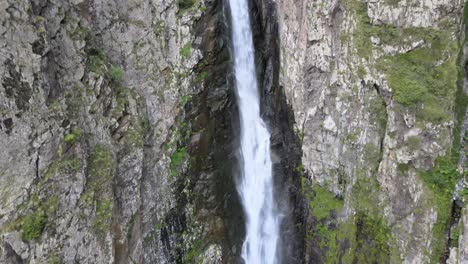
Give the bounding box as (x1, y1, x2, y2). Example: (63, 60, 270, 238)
(419, 155, 460, 261)
(169, 147, 188, 178)
(64, 129, 81, 144)
(21, 209, 47, 240)
(65, 86, 85, 121)
(406, 136, 422, 151)
(183, 240, 204, 263)
(369, 96, 387, 133)
(357, 65, 366, 79)
(416, 14, 468, 258)
(377, 32, 457, 123)
(48, 256, 60, 264)
(363, 144, 381, 166)
(92, 198, 113, 236)
(121, 115, 149, 149)
(153, 20, 165, 36)
(20, 196, 59, 241)
(385, 0, 402, 6)
(195, 71, 208, 83)
(180, 42, 192, 58)
(450, 224, 460, 247)
(177, 0, 196, 10)
(352, 212, 393, 263)
(127, 212, 138, 240)
(304, 183, 344, 263)
(180, 95, 192, 106)
(86, 144, 115, 199)
(309, 185, 344, 221)
(70, 25, 90, 41)
(110, 66, 124, 82)
(86, 48, 106, 75)
(41, 158, 81, 187)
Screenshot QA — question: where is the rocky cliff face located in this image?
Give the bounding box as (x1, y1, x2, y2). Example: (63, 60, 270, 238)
(0, 0, 236, 262)
(277, 0, 468, 263)
(0, 0, 467, 263)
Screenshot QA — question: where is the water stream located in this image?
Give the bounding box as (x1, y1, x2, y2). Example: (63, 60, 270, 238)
(228, 0, 280, 263)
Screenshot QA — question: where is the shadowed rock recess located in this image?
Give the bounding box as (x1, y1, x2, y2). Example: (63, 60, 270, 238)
(1, 0, 468, 263)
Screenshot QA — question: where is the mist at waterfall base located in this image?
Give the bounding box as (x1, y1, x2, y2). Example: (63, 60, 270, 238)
(228, 0, 281, 263)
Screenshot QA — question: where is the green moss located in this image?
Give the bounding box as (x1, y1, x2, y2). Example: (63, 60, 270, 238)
(92, 198, 113, 236)
(345, 131, 359, 143)
(397, 163, 410, 175)
(351, 173, 380, 215)
(169, 147, 188, 178)
(64, 134, 76, 143)
(357, 64, 366, 79)
(195, 71, 208, 83)
(309, 185, 344, 221)
(127, 212, 138, 240)
(385, 0, 402, 6)
(352, 212, 393, 263)
(180, 95, 192, 106)
(42, 158, 81, 187)
(177, 0, 196, 10)
(48, 256, 61, 264)
(121, 115, 149, 150)
(183, 240, 204, 263)
(180, 42, 192, 58)
(65, 86, 85, 121)
(450, 224, 460, 247)
(86, 144, 115, 199)
(369, 96, 387, 132)
(419, 155, 460, 261)
(70, 25, 90, 41)
(86, 48, 105, 75)
(110, 66, 124, 82)
(417, 23, 468, 258)
(20, 196, 59, 241)
(308, 187, 343, 263)
(47, 256, 62, 264)
(363, 144, 380, 166)
(153, 20, 165, 36)
(21, 209, 47, 240)
(377, 31, 457, 123)
(306, 177, 396, 263)
(112, 86, 130, 116)
(64, 129, 81, 144)
(406, 136, 422, 151)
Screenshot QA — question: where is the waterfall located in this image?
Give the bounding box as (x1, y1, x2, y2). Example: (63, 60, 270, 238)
(228, 0, 280, 263)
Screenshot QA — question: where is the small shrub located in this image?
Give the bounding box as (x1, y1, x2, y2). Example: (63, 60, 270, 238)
(110, 66, 124, 82)
(20, 196, 59, 241)
(21, 209, 47, 240)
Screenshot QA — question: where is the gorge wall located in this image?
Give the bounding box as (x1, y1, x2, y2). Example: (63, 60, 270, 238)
(0, 0, 467, 263)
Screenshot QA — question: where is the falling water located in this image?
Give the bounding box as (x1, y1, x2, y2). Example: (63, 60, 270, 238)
(228, 0, 280, 263)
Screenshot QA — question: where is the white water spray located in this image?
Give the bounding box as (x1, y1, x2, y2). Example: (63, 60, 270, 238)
(228, 0, 280, 263)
